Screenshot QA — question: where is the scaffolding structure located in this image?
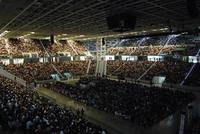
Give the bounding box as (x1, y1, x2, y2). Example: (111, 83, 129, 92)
(95, 38, 107, 77)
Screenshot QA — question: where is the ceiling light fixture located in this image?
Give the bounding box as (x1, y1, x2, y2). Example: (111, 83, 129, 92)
(152, 29, 158, 32)
(19, 33, 31, 38)
(160, 28, 168, 31)
(181, 32, 188, 35)
(79, 35, 85, 37)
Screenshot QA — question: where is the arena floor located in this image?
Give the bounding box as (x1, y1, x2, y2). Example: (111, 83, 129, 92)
(36, 87, 182, 134)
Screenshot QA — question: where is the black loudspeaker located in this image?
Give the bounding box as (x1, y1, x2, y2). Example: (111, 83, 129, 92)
(102, 38, 105, 45)
(106, 11, 136, 32)
(187, 0, 199, 18)
(50, 35, 54, 44)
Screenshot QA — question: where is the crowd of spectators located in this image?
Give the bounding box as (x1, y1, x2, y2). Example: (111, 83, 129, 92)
(106, 35, 199, 56)
(2, 60, 193, 84)
(45, 78, 194, 127)
(0, 36, 198, 85)
(3, 61, 89, 83)
(47, 40, 72, 56)
(107, 45, 199, 56)
(0, 35, 199, 58)
(187, 118, 200, 134)
(0, 39, 9, 56)
(47, 40, 87, 56)
(107, 61, 192, 84)
(0, 38, 88, 57)
(0, 76, 107, 133)
(68, 40, 88, 55)
(8, 38, 42, 57)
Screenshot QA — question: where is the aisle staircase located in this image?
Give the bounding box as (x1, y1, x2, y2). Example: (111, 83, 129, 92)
(0, 66, 27, 86)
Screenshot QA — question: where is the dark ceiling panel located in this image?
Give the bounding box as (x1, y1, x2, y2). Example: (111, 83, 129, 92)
(0, 0, 199, 38)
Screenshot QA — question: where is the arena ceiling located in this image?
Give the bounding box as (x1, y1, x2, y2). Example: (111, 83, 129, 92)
(0, 0, 199, 40)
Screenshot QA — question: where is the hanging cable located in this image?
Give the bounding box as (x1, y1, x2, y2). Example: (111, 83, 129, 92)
(11, 0, 74, 34)
(68, 40, 78, 55)
(180, 48, 200, 86)
(112, 37, 149, 74)
(129, 37, 149, 55)
(30, 0, 106, 32)
(137, 34, 180, 81)
(0, 0, 38, 32)
(39, 40, 64, 79)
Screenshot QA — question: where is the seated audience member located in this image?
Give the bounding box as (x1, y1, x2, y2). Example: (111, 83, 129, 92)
(0, 76, 107, 133)
(45, 78, 195, 127)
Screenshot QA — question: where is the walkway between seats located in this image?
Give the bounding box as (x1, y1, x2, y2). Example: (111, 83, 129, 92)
(36, 88, 179, 134)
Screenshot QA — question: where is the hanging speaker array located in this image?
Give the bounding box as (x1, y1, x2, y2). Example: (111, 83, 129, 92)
(187, 0, 199, 18)
(106, 9, 137, 32)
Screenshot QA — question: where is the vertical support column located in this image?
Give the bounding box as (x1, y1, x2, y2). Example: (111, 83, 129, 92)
(95, 39, 101, 76)
(86, 59, 91, 75)
(179, 111, 186, 134)
(4, 38, 11, 57)
(95, 38, 107, 77)
(104, 60, 107, 76)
